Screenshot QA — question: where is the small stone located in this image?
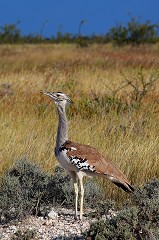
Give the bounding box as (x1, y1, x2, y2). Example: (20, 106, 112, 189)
(10, 225, 17, 233)
(48, 209, 58, 220)
(39, 228, 43, 233)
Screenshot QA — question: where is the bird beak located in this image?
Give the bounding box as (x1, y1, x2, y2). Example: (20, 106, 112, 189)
(40, 90, 49, 95)
(40, 91, 57, 102)
(40, 91, 53, 98)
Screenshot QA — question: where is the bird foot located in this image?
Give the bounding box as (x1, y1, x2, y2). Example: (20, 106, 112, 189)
(74, 215, 84, 222)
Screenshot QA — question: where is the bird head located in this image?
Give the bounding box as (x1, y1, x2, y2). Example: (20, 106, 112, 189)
(40, 91, 73, 107)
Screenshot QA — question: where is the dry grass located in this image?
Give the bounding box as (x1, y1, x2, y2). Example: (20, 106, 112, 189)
(0, 43, 159, 203)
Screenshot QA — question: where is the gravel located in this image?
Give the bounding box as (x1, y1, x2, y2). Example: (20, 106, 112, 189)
(0, 207, 97, 240)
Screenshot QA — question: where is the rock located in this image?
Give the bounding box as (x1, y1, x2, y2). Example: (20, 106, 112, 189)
(48, 208, 58, 220)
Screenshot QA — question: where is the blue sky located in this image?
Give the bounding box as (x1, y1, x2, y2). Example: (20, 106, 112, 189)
(0, 0, 158, 37)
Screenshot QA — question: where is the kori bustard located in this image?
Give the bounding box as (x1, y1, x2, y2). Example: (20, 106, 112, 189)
(41, 91, 134, 220)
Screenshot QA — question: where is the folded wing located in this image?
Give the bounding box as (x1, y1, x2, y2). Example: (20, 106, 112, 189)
(62, 140, 134, 193)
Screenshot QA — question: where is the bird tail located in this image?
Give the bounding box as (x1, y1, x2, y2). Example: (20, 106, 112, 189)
(112, 180, 134, 193)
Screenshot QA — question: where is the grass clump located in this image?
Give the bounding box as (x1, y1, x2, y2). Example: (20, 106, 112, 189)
(86, 179, 159, 240)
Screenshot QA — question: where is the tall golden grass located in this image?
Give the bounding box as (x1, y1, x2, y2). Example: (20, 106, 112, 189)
(0, 44, 159, 203)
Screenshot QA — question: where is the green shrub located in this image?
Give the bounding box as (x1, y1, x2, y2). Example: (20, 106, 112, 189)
(86, 179, 159, 240)
(0, 22, 21, 44)
(0, 159, 104, 223)
(107, 17, 159, 45)
(1, 159, 46, 221)
(75, 93, 135, 119)
(0, 159, 67, 222)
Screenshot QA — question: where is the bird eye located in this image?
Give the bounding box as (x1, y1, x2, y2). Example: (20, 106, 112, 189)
(56, 94, 60, 97)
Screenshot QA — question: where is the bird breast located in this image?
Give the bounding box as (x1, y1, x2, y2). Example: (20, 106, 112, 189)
(55, 149, 77, 171)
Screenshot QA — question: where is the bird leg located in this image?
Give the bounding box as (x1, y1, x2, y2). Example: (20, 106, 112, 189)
(79, 177, 84, 220)
(73, 182, 78, 220)
(68, 171, 78, 220)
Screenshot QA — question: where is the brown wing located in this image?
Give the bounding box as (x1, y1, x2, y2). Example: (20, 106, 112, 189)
(63, 140, 134, 193)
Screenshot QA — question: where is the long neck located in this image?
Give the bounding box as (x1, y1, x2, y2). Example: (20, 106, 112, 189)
(56, 104, 68, 149)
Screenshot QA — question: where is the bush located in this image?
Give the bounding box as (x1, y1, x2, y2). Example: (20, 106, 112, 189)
(74, 93, 133, 119)
(0, 159, 68, 222)
(0, 22, 21, 44)
(107, 17, 159, 45)
(121, 68, 159, 106)
(0, 159, 104, 223)
(86, 179, 159, 240)
(0, 159, 49, 220)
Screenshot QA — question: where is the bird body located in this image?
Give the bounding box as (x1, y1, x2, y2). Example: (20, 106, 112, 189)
(41, 91, 134, 220)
